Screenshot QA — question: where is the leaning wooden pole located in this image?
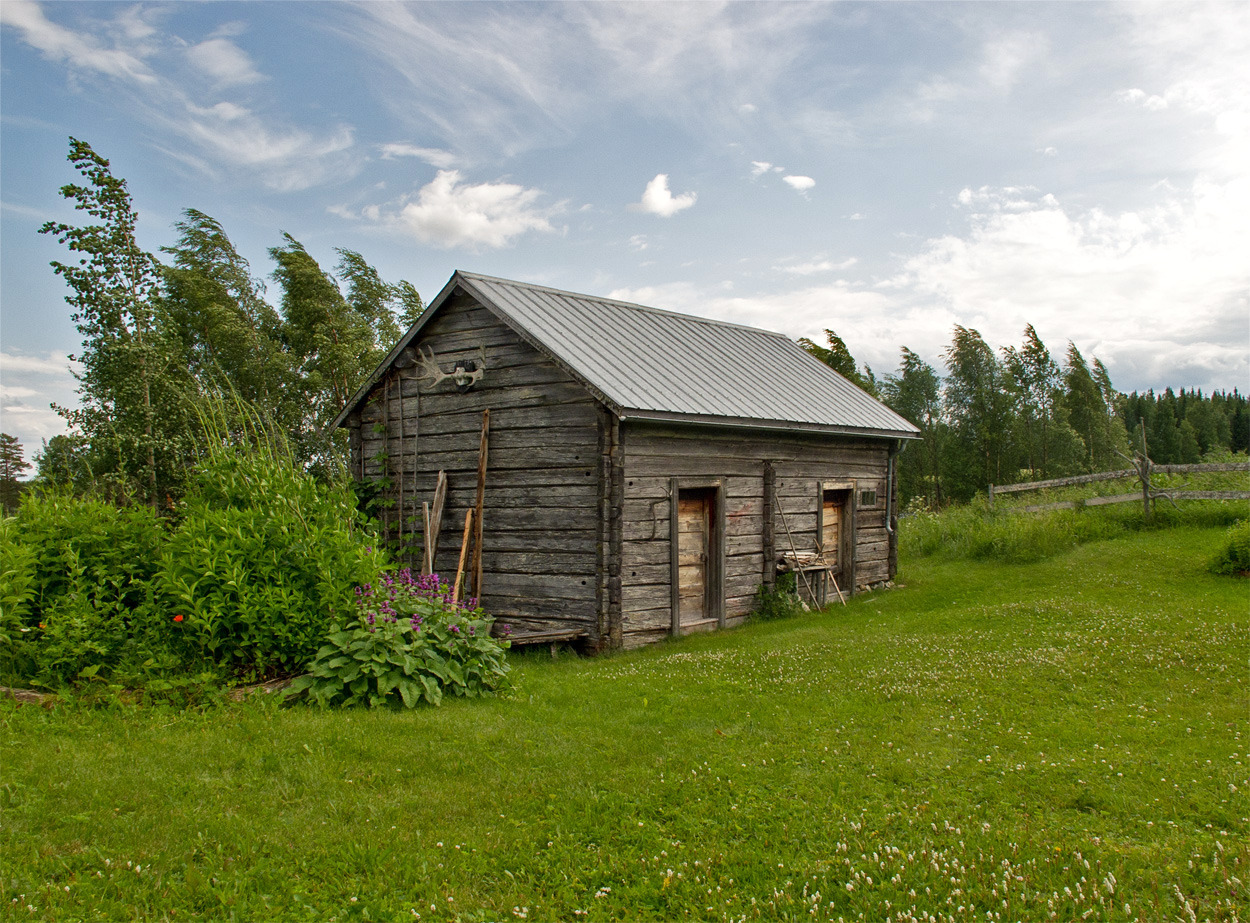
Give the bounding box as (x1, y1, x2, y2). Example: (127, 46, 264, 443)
(469, 410, 490, 600)
(772, 494, 816, 602)
(452, 509, 474, 604)
(424, 470, 448, 576)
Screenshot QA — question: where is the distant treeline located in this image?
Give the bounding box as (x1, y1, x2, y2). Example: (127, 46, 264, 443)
(1121, 389, 1249, 465)
(800, 329, 1248, 506)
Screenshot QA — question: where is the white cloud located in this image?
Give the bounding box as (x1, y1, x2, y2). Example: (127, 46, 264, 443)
(351, 170, 558, 249)
(379, 143, 458, 169)
(739, 103, 758, 115)
(633, 174, 696, 217)
(783, 175, 815, 193)
(750, 161, 773, 177)
(0, 350, 80, 465)
(176, 102, 356, 191)
(186, 37, 262, 86)
(2, 0, 156, 83)
(889, 180, 1250, 390)
(629, 234, 649, 252)
(1115, 87, 1168, 111)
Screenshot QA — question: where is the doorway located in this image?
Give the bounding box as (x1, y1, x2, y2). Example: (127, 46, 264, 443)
(670, 482, 724, 635)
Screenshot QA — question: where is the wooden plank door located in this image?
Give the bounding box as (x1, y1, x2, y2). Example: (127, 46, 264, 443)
(677, 491, 712, 627)
(821, 492, 843, 570)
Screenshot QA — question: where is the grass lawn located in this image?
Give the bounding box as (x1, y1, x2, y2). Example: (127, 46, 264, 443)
(2, 526, 1246, 922)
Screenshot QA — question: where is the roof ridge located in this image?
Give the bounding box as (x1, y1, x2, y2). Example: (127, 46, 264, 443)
(455, 270, 793, 339)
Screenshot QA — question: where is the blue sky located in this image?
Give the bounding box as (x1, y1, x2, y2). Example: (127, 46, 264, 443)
(2, 1, 1248, 465)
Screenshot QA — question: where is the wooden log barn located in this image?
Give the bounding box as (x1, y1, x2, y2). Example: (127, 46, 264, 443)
(334, 271, 920, 650)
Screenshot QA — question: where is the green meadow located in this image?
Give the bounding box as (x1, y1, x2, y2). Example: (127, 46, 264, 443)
(2, 525, 1246, 922)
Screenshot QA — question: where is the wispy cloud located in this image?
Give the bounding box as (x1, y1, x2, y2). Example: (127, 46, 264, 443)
(783, 175, 815, 194)
(379, 143, 458, 169)
(186, 37, 263, 86)
(4, 2, 359, 192)
(632, 174, 696, 217)
(333, 2, 830, 158)
(2, 0, 156, 83)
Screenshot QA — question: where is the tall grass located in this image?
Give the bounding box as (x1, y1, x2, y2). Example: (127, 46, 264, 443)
(902, 497, 1248, 564)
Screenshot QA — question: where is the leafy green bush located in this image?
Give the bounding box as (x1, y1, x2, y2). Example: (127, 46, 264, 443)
(1, 492, 167, 687)
(288, 570, 511, 708)
(1209, 520, 1250, 575)
(153, 449, 385, 675)
(751, 573, 805, 620)
(1, 400, 388, 690)
(0, 518, 38, 677)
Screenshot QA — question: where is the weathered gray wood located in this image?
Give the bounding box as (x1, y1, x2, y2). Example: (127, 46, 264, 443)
(426, 471, 447, 575)
(763, 461, 776, 589)
(621, 541, 671, 568)
(506, 627, 589, 645)
(481, 596, 596, 622)
(492, 613, 592, 632)
(452, 509, 473, 602)
(993, 461, 1250, 500)
(480, 550, 597, 572)
(622, 627, 670, 650)
(414, 400, 599, 437)
(471, 531, 603, 554)
(486, 573, 597, 600)
(623, 581, 674, 610)
(415, 446, 598, 474)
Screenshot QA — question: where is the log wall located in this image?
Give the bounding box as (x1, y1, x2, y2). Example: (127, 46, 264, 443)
(346, 291, 603, 641)
(618, 423, 893, 649)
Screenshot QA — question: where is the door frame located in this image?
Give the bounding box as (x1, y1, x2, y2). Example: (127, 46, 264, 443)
(669, 477, 725, 636)
(815, 479, 857, 602)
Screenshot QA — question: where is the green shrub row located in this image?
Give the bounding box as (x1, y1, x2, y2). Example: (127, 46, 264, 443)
(2, 447, 513, 705)
(1, 450, 385, 692)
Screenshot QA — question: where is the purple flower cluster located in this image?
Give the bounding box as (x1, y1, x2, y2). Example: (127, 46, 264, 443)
(352, 568, 491, 639)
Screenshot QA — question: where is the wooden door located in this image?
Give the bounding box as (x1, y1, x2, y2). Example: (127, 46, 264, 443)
(677, 491, 712, 626)
(821, 489, 848, 574)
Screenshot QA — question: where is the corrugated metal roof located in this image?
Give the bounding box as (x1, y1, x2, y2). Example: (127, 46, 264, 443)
(453, 272, 919, 439)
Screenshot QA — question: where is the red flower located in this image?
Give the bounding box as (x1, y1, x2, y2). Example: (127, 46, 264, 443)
(173, 614, 184, 623)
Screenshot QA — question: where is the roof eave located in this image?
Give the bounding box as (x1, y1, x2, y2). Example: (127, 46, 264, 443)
(618, 409, 921, 441)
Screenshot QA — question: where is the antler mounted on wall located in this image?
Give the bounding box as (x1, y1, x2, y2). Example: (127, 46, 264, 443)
(415, 345, 487, 392)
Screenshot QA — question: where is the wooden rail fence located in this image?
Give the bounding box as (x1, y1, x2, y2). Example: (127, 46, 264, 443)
(989, 461, 1250, 515)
